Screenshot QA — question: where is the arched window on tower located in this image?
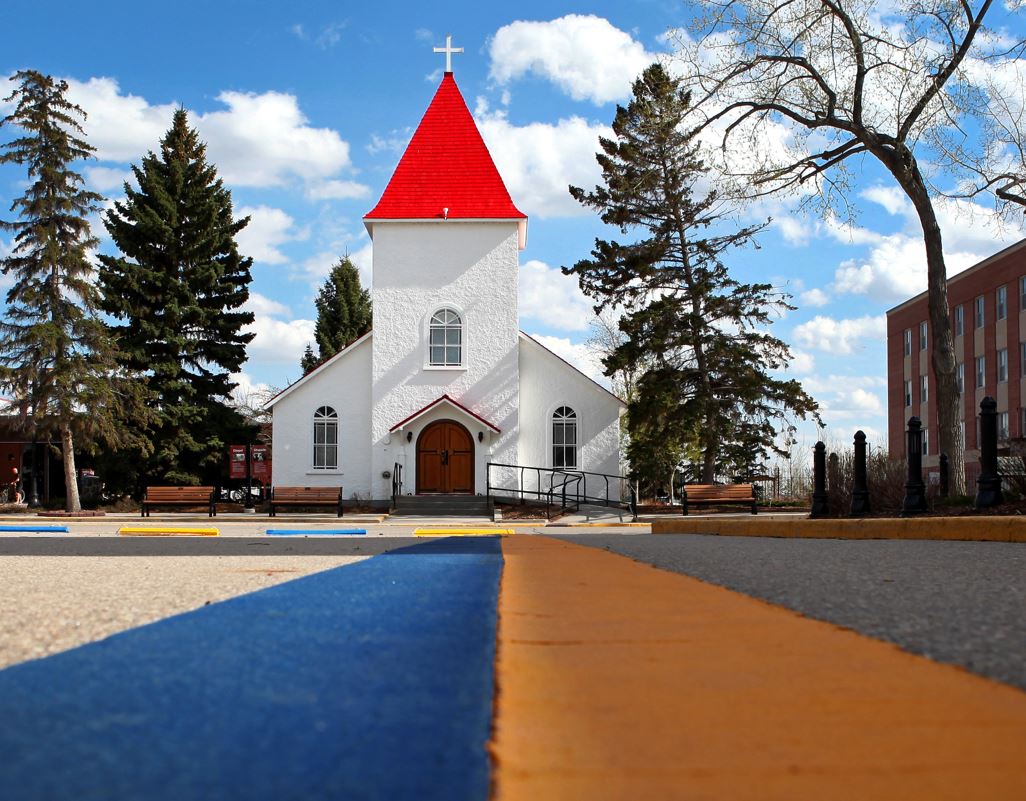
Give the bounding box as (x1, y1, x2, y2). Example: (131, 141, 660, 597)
(313, 406, 339, 469)
(552, 406, 578, 469)
(429, 308, 462, 366)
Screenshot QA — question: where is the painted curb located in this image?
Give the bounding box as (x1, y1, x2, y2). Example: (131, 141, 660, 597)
(651, 515, 1026, 542)
(265, 529, 368, 536)
(118, 527, 220, 537)
(415, 529, 514, 537)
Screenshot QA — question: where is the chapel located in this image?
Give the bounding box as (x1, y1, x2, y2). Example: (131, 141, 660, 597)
(267, 56, 624, 509)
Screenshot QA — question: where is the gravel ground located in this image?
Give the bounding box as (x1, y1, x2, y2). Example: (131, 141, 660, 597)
(555, 533, 1026, 691)
(0, 552, 369, 669)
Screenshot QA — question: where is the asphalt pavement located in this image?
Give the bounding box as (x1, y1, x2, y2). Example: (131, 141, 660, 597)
(559, 533, 1026, 691)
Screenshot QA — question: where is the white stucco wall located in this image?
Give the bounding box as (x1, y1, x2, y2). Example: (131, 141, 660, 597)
(517, 333, 624, 501)
(269, 335, 374, 500)
(369, 221, 521, 498)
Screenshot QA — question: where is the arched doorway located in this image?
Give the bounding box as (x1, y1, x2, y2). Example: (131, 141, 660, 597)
(416, 420, 474, 494)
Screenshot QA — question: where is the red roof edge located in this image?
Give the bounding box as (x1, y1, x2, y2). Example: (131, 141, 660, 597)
(389, 393, 502, 433)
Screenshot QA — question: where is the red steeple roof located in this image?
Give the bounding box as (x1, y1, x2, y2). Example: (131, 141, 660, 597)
(365, 73, 526, 221)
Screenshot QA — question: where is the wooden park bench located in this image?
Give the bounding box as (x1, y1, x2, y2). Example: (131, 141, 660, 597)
(681, 483, 758, 516)
(141, 486, 216, 517)
(268, 486, 344, 517)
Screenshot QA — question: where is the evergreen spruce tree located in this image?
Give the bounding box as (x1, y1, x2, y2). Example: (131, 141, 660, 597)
(98, 109, 255, 486)
(0, 71, 142, 512)
(311, 256, 371, 364)
(300, 343, 319, 375)
(566, 64, 819, 482)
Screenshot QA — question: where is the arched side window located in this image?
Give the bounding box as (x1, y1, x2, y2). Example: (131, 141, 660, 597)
(313, 406, 339, 470)
(552, 406, 578, 469)
(429, 308, 462, 366)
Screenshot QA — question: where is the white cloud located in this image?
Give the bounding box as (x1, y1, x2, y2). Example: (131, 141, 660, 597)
(527, 333, 610, 386)
(243, 315, 315, 365)
(862, 185, 910, 216)
(229, 371, 273, 406)
(349, 241, 373, 287)
(489, 15, 658, 105)
(65, 77, 356, 191)
(786, 349, 816, 374)
(799, 288, 830, 307)
(518, 259, 594, 332)
(792, 314, 886, 355)
(83, 166, 133, 192)
(236, 206, 297, 265)
(244, 292, 291, 317)
(477, 106, 610, 218)
(367, 128, 413, 155)
(306, 179, 370, 201)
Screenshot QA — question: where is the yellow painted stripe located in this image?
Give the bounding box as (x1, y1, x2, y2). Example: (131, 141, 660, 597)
(547, 521, 648, 528)
(652, 514, 1026, 542)
(414, 528, 513, 537)
(118, 527, 219, 537)
(492, 535, 1026, 800)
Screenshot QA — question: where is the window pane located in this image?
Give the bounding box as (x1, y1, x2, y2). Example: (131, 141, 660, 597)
(553, 447, 565, 468)
(430, 345, 445, 364)
(430, 329, 445, 346)
(445, 346, 460, 364)
(445, 329, 460, 346)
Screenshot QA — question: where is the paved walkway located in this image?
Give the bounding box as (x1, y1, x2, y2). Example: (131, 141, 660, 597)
(0, 532, 1024, 799)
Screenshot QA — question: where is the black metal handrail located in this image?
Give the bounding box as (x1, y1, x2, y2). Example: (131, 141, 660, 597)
(391, 462, 403, 510)
(486, 462, 637, 521)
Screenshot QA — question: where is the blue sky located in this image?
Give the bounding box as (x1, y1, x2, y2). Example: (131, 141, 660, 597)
(2, 1, 1025, 454)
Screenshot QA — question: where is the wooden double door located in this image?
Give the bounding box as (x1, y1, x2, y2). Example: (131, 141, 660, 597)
(416, 420, 474, 494)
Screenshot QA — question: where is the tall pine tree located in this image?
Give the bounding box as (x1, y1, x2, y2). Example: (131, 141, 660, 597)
(99, 109, 255, 486)
(566, 64, 819, 482)
(0, 71, 140, 512)
(302, 256, 371, 374)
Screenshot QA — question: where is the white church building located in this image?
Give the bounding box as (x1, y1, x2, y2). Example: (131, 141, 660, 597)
(267, 64, 624, 508)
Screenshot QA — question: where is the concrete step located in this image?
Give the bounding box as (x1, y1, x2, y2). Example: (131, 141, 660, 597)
(393, 495, 493, 516)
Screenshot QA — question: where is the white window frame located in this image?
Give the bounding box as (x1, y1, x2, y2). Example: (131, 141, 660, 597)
(975, 295, 985, 328)
(999, 411, 1010, 441)
(954, 304, 964, 336)
(551, 406, 579, 470)
(903, 329, 912, 356)
(312, 406, 339, 470)
(998, 348, 1009, 383)
(957, 362, 964, 394)
(997, 285, 1008, 320)
(919, 321, 928, 350)
(920, 374, 928, 404)
(904, 379, 912, 408)
(1020, 276, 1026, 312)
(427, 307, 464, 368)
(976, 355, 986, 388)
(922, 427, 929, 456)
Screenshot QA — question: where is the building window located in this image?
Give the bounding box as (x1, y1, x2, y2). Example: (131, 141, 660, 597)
(976, 355, 986, 388)
(999, 411, 1010, 441)
(997, 286, 1008, 320)
(1021, 408, 1026, 439)
(960, 420, 966, 447)
(552, 406, 578, 469)
(954, 304, 964, 336)
(903, 379, 912, 407)
(1021, 342, 1026, 377)
(922, 428, 929, 456)
(957, 362, 964, 394)
(428, 308, 462, 366)
(919, 374, 928, 404)
(903, 329, 912, 356)
(312, 406, 339, 470)
(919, 321, 928, 350)
(975, 295, 985, 328)
(1020, 276, 1026, 311)
(998, 348, 1009, 383)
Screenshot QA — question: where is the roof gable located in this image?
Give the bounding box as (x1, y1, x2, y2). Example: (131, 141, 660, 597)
(519, 332, 627, 407)
(389, 394, 501, 433)
(263, 331, 372, 409)
(364, 73, 526, 222)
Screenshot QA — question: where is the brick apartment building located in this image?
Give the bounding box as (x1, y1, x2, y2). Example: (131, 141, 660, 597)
(887, 238, 1026, 478)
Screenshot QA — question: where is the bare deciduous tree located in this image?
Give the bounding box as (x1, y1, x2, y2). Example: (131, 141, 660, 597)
(673, 0, 1025, 494)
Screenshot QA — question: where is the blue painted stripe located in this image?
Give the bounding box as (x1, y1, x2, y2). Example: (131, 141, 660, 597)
(0, 525, 69, 533)
(0, 536, 502, 801)
(266, 528, 367, 535)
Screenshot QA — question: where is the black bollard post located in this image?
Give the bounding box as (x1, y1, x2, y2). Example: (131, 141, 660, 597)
(850, 430, 871, 516)
(938, 453, 949, 498)
(976, 396, 1004, 509)
(810, 442, 829, 518)
(902, 417, 928, 515)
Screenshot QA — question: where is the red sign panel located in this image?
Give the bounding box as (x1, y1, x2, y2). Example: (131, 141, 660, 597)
(251, 444, 270, 479)
(229, 445, 247, 479)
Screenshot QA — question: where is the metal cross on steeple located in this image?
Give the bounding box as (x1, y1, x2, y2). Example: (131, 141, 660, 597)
(433, 34, 463, 74)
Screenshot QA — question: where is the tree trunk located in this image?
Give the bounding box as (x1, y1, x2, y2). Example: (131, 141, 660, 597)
(901, 166, 966, 495)
(701, 431, 717, 483)
(61, 425, 81, 513)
